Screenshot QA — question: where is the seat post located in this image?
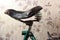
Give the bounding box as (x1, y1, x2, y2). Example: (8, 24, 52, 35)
(22, 21, 36, 40)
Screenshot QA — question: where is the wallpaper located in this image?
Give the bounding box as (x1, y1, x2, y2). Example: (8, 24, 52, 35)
(0, 0, 60, 40)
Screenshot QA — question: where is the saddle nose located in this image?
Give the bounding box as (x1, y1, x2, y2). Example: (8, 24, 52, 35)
(5, 9, 16, 15)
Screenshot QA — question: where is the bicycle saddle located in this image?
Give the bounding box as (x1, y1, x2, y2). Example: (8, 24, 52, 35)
(5, 6, 42, 19)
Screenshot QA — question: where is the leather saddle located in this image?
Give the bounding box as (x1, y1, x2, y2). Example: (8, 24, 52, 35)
(5, 6, 42, 26)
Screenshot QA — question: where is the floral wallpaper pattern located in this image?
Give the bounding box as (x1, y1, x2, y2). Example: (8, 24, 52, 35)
(0, 0, 60, 40)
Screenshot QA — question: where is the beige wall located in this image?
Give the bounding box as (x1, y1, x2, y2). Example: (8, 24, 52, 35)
(0, 0, 60, 40)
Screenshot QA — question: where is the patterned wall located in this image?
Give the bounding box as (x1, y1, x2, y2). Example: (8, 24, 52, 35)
(0, 0, 60, 40)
